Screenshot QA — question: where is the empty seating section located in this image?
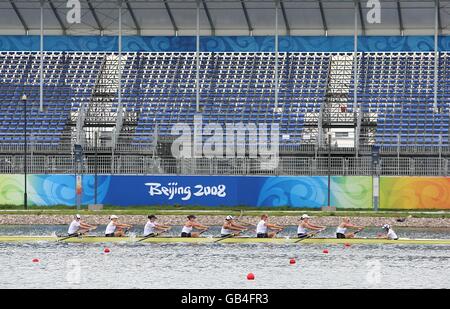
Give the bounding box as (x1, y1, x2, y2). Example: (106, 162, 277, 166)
(350, 52, 448, 146)
(0, 52, 74, 144)
(130, 53, 200, 140)
(1, 51, 449, 147)
(65, 52, 104, 112)
(125, 52, 329, 145)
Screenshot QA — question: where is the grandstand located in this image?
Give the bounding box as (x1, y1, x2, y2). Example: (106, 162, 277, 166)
(0, 0, 449, 177)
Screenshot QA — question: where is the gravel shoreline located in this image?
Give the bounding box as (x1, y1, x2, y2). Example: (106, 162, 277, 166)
(1, 215, 450, 228)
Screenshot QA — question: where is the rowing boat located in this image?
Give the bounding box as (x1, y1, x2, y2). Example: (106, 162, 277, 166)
(0, 236, 449, 245)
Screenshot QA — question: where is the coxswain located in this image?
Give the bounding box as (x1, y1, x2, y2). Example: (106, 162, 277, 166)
(378, 224, 399, 240)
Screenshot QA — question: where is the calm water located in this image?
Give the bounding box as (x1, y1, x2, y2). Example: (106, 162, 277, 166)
(0, 226, 449, 289)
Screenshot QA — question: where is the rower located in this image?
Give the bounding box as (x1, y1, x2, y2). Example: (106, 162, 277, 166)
(297, 214, 325, 238)
(220, 215, 247, 237)
(67, 214, 97, 236)
(105, 215, 133, 237)
(378, 224, 399, 240)
(256, 214, 284, 238)
(181, 215, 209, 238)
(336, 217, 364, 239)
(143, 215, 170, 237)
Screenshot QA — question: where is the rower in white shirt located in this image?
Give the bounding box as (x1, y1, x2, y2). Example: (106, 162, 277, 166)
(256, 214, 284, 238)
(378, 224, 399, 240)
(220, 215, 247, 237)
(105, 215, 133, 237)
(181, 215, 209, 238)
(336, 217, 364, 239)
(297, 214, 326, 238)
(143, 215, 171, 237)
(67, 214, 97, 236)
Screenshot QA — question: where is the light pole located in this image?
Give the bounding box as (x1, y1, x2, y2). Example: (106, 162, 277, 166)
(327, 132, 332, 208)
(21, 94, 28, 210)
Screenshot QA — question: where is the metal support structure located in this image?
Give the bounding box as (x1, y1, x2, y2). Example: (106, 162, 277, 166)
(240, 0, 253, 35)
(318, 0, 328, 36)
(275, 0, 279, 109)
(434, 0, 439, 112)
(163, 0, 178, 35)
(48, 0, 67, 35)
(357, 1, 365, 35)
(118, 0, 123, 111)
(112, 0, 125, 148)
(86, 0, 104, 33)
(125, 0, 141, 35)
(353, 1, 358, 112)
(202, 0, 215, 35)
(327, 133, 331, 207)
(94, 131, 98, 204)
(279, 0, 290, 36)
(397, 1, 404, 36)
(196, 0, 200, 113)
(354, 0, 361, 157)
(40, 0, 44, 112)
(22, 94, 28, 210)
(9, 0, 29, 34)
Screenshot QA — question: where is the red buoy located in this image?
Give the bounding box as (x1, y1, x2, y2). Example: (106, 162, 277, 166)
(344, 243, 351, 247)
(323, 249, 329, 254)
(104, 248, 111, 254)
(247, 273, 255, 280)
(289, 259, 296, 265)
(32, 258, 40, 263)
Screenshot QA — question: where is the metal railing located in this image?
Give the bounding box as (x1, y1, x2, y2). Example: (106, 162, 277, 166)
(1, 132, 450, 157)
(0, 155, 448, 176)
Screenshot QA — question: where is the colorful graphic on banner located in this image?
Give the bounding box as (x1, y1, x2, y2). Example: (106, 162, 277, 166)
(0, 174, 374, 209)
(257, 176, 327, 208)
(380, 177, 450, 209)
(0, 175, 24, 206)
(331, 176, 373, 209)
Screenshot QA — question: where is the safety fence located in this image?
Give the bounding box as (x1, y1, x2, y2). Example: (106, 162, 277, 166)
(0, 155, 448, 176)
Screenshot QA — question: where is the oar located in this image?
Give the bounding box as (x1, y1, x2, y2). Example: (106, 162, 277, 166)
(198, 228, 209, 236)
(272, 227, 285, 238)
(214, 233, 237, 243)
(235, 210, 256, 227)
(294, 228, 325, 243)
(57, 227, 96, 242)
(137, 228, 171, 243)
(396, 215, 412, 223)
(353, 227, 364, 235)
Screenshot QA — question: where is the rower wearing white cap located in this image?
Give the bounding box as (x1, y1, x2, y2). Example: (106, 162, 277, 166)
(67, 214, 97, 237)
(378, 224, 399, 240)
(105, 215, 133, 237)
(297, 214, 326, 239)
(220, 216, 247, 237)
